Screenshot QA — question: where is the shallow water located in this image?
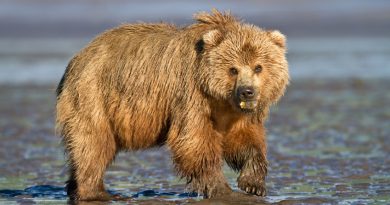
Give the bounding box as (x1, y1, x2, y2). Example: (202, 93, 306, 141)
(0, 79, 389, 204)
(1, 37, 390, 85)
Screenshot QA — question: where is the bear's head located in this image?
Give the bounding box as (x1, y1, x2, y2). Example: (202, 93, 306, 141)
(196, 11, 289, 114)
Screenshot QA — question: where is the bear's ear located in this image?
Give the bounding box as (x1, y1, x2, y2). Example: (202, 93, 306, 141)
(203, 29, 224, 48)
(267, 30, 286, 48)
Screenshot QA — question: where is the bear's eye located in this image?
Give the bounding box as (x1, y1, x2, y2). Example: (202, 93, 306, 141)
(254, 65, 263, 73)
(229, 67, 238, 76)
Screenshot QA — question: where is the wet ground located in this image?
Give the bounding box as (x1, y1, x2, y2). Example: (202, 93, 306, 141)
(1, 1, 390, 204)
(0, 79, 389, 204)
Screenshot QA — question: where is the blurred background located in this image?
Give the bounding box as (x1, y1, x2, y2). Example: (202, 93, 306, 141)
(1, 0, 390, 204)
(1, 0, 390, 83)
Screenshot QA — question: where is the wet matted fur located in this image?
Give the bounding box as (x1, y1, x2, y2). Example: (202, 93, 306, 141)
(56, 9, 289, 201)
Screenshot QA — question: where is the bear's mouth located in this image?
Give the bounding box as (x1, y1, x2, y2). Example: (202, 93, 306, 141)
(238, 100, 258, 113)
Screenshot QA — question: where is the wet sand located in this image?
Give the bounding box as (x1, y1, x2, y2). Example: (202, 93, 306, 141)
(0, 79, 389, 204)
(1, 1, 390, 204)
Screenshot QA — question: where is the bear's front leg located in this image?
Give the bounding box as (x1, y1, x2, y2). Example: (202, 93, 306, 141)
(167, 118, 232, 198)
(223, 123, 268, 196)
(236, 152, 267, 196)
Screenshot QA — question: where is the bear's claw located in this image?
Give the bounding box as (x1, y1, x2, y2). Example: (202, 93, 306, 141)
(237, 174, 266, 196)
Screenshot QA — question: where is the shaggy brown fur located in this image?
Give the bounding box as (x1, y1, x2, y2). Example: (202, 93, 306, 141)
(56, 9, 289, 201)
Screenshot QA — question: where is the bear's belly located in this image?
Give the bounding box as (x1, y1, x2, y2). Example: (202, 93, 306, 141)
(113, 99, 170, 150)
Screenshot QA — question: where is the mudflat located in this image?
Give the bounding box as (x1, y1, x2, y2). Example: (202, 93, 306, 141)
(0, 79, 389, 204)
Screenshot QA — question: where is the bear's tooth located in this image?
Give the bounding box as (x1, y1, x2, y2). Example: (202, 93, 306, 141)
(240, 101, 246, 109)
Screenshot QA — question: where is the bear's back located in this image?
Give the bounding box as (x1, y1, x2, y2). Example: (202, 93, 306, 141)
(56, 22, 198, 149)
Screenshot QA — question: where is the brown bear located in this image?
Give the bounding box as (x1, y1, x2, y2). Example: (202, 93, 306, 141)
(56, 9, 289, 201)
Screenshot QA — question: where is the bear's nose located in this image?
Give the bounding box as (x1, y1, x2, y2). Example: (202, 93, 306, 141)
(237, 86, 255, 100)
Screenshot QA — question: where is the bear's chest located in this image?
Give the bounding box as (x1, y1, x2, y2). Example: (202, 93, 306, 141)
(210, 104, 243, 135)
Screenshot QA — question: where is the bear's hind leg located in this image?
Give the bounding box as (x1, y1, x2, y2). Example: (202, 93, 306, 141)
(64, 130, 117, 201)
